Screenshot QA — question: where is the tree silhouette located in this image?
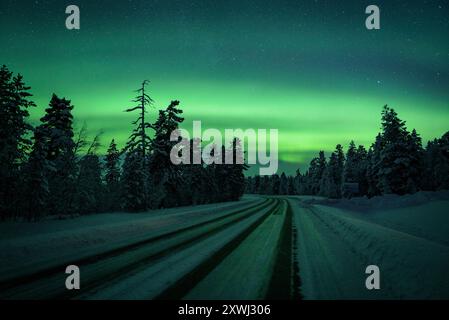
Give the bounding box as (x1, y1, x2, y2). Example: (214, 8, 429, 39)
(0, 65, 35, 218)
(38, 94, 76, 215)
(122, 81, 154, 210)
(105, 139, 121, 211)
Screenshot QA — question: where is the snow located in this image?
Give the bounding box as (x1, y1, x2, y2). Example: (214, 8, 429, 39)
(0, 196, 261, 282)
(290, 191, 449, 299)
(78, 200, 276, 299)
(185, 201, 286, 300)
(2, 191, 449, 300)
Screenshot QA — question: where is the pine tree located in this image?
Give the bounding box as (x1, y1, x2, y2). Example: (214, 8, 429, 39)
(76, 153, 103, 214)
(254, 175, 261, 194)
(39, 94, 76, 215)
(23, 126, 53, 220)
(279, 172, 289, 195)
(123, 81, 154, 210)
(104, 139, 121, 211)
(366, 133, 383, 197)
(259, 175, 270, 195)
(147, 100, 184, 208)
(245, 176, 255, 194)
(355, 145, 369, 196)
(0, 66, 35, 218)
(287, 176, 295, 195)
(422, 132, 449, 190)
(406, 129, 424, 192)
(121, 147, 146, 211)
(377, 105, 418, 194)
(180, 138, 210, 205)
(343, 141, 358, 183)
(306, 151, 326, 195)
(320, 154, 337, 198)
(293, 169, 302, 195)
(226, 138, 248, 200)
(342, 141, 358, 197)
(320, 144, 344, 198)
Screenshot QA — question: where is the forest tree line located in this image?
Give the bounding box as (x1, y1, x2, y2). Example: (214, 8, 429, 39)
(246, 106, 449, 198)
(0, 66, 246, 221)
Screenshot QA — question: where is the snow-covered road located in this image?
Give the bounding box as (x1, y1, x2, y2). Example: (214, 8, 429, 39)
(290, 196, 449, 299)
(1, 193, 448, 300)
(0, 197, 288, 299)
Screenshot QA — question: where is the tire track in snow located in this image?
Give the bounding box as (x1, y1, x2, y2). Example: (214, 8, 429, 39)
(266, 199, 302, 300)
(0, 198, 272, 299)
(155, 199, 281, 300)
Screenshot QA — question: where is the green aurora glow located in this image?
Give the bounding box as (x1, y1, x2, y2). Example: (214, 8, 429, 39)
(1, 0, 448, 171)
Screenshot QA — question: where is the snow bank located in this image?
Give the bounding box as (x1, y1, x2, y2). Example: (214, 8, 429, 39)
(291, 192, 449, 299)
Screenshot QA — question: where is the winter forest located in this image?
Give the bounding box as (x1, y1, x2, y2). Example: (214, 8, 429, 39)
(247, 106, 449, 198)
(0, 65, 247, 221)
(2, 64, 449, 221)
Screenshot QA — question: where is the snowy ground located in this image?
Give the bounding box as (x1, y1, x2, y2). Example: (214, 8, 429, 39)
(1, 192, 448, 300)
(290, 191, 449, 299)
(0, 196, 261, 282)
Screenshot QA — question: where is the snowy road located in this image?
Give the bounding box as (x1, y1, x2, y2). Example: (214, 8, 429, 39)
(0, 197, 295, 300)
(290, 196, 449, 299)
(1, 194, 448, 299)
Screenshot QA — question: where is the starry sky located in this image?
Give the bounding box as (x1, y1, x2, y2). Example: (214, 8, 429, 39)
(1, 0, 448, 172)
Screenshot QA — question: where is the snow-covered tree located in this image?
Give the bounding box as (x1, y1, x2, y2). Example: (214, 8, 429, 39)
(377, 105, 420, 195)
(121, 147, 146, 211)
(302, 151, 327, 195)
(343, 141, 358, 184)
(422, 132, 449, 190)
(366, 133, 383, 197)
(279, 172, 289, 195)
(147, 100, 184, 208)
(39, 94, 76, 215)
(104, 139, 121, 211)
(355, 145, 369, 196)
(320, 144, 344, 198)
(0, 66, 35, 218)
(293, 169, 302, 195)
(122, 81, 154, 211)
(23, 126, 53, 220)
(225, 138, 248, 200)
(76, 153, 103, 214)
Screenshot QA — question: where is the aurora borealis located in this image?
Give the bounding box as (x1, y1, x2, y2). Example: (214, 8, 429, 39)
(1, 0, 448, 172)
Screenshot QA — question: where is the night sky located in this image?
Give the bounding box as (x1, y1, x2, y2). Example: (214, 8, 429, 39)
(1, 0, 448, 171)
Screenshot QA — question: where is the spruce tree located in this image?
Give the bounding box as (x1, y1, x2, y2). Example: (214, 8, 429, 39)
(406, 129, 424, 192)
(306, 151, 327, 195)
(320, 154, 337, 198)
(279, 172, 289, 195)
(122, 81, 154, 211)
(105, 139, 121, 211)
(77, 153, 103, 214)
(254, 175, 261, 194)
(0, 66, 35, 218)
(293, 169, 302, 195)
(343, 141, 358, 183)
(226, 138, 248, 200)
(422, 132, 449, 190)
(147, 100, 184, 208)
(121, 148, 146, 211)
(355, 145, 369, 196)
(23, 126, 53, 220)
(320, 144, 344, 198)
(366, 133, 383, 197)
(39, 94, 76, 215)
(377, 105, 417, 194)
